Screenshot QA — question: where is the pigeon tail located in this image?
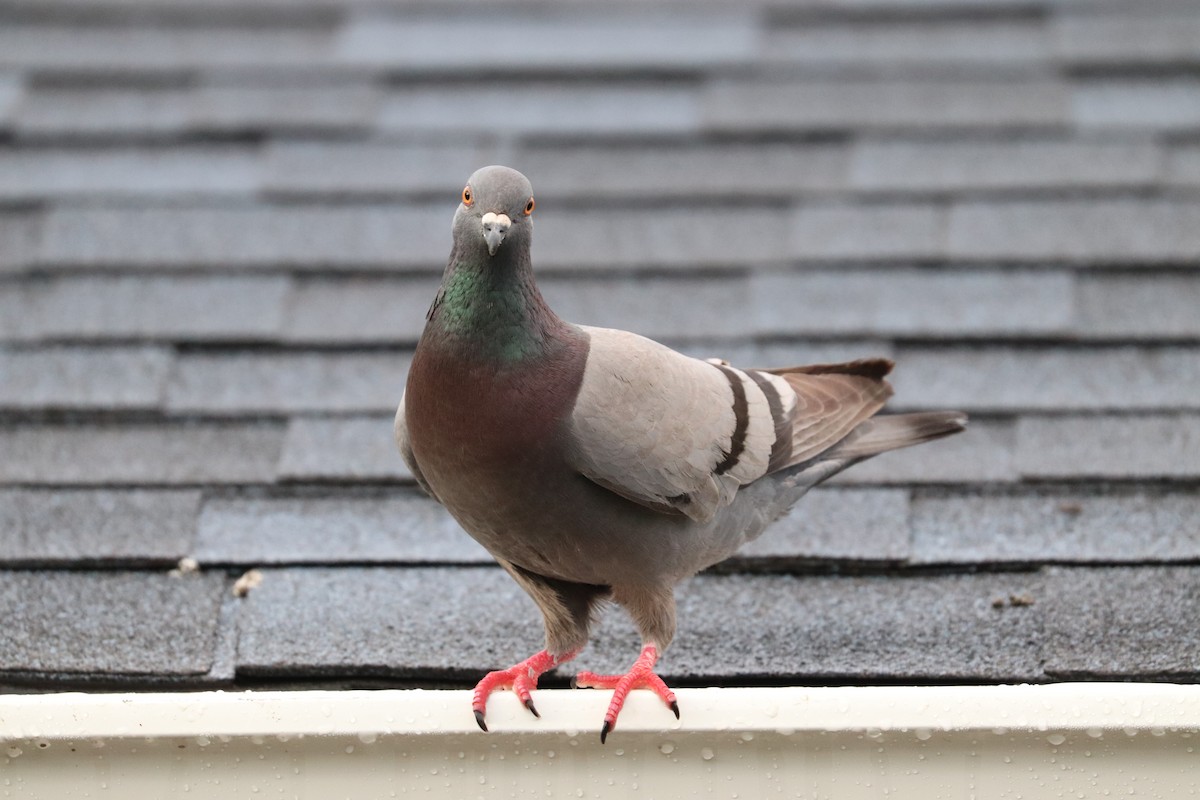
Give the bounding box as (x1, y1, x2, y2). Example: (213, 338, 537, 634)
(824, 411, 968, 461)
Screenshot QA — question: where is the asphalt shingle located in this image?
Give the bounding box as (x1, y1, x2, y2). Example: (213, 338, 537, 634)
(0, 25, 336, 73)
(891, 346, 1200, 412)
(38, 206, 443, 271)
(194, 490, 488, 565)
(282, 277, 437, 344)
(751, 270, 1073, 337)
(237, 568, 1045, 681)
(0, 212, 41, 273)
(337, 11, 756, 72)
(1074, 274, 1200, 339)
(764, 21, 1049, 70)
(0, 423, 285, 485)
(947, 200, 1200, 263)
(653, 572, 1045, 681)
(190, 83, 380, 134)
(849, 139, 1162, 194)
(789, 203, 945, 260)
(15, 87, 191, 139)
(515, 143, 850, 199)
(380, 84, 700, 137)
(1072, 80, 1200, 132)
(0, 570, 225, 678)
(0, 489, 200, 566)
(703, 80, 1069, 132)
(733, 487, 910, 564)
(15, 83, 381, 139)
(277, 415, 409, 483)
(1043, 567, 1200, 679)
(834, 418, 1017, 485)
(536, 207, 790, 270)
(1054, 15, 1200, 66)
(910, 488, 1200, 565)
(0, 73, 20, 126)
(1015, 414, 1200, 480)
(1, 0, 1196, 695)
(542, 275, 753, 341)
(0, 146, 262, 200)
(0, 345, 171, 410)
(1168, 144, 1200, 187)
(0, 285, 34, 342)
(167, 351, 407, 414)
(264, 142, 494, 198)
(236, 567, 545, 677)
(28, 276, 290, 342)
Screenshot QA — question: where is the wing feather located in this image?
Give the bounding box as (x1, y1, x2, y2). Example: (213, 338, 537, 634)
(394, 394, 439, 501)
(567, 328, 784, 523)
(566, 332, 896, 524)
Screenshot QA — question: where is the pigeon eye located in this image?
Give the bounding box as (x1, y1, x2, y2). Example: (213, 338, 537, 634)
(461, 186, 473, 207)
(523, 197, 535, 216)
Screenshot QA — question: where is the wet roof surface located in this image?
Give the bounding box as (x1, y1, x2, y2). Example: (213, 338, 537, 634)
(1, 0, 1198, 691)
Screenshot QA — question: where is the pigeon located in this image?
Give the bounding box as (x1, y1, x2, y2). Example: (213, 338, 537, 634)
(395, 165, 967, 742)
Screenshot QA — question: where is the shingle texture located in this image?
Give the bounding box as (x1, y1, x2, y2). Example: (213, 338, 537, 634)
(277, 416, 412, 483)
(1015, 415, 1200, 479)
(0, 489, 199, 566)
(0, 571, 225, 679)
(2, 0, 1197, 693)
(26, 276, 290, 342)
(703, 80, 1069, 132)
(0, 423, 285, 485)
(166, 352, 408, 414)
(194, 490, 488, 565)
(238, 568, 1046, 682)
(891, 346, 1200, 411)
(734, 488, 910, 564)
(1043, 567, 1200, 679)
(910, 488, 1200, 564)
(0, 346, 170, 410)
(337, 12, 757, 72)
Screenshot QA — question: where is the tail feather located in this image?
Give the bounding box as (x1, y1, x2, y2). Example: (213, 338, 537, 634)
(825, 411, 968, 461)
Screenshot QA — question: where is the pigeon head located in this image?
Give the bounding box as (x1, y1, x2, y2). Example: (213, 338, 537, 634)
(454, 165, 536, 258)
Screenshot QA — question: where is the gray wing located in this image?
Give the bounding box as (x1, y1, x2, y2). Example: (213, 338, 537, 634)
(394, 394, 438, 501)
(565, 327, 787, 524)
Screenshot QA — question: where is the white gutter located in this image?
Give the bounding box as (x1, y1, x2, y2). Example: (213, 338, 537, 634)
(2, 684, 1198, 798)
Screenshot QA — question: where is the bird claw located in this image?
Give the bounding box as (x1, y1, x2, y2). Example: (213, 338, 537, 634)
(471, 649, 576, 731)
(575, 643, 677, 744)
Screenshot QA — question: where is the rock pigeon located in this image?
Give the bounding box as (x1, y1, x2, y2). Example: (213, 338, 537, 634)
(395, 165, 967, 742)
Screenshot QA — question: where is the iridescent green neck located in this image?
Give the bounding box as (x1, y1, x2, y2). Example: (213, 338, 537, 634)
(426, 252, 559, 364)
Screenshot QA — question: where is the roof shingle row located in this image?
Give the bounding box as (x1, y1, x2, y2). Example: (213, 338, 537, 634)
(2, 0, 1197, 692)
(4, 565, 1197, 687)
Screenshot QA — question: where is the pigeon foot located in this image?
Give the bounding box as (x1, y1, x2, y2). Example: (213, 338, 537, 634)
(574, 643, 678, 743)
(471, 648, 577, 731)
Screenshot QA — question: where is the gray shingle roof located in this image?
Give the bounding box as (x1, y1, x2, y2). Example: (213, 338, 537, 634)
(1, 0, 1198, 692)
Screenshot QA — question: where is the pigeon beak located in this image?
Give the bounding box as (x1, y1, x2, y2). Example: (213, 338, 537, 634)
(481, 212, 511, 257)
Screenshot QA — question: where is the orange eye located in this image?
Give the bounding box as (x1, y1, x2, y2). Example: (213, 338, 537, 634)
(523, 197, 535, 216)
(461, 186, 473, 206)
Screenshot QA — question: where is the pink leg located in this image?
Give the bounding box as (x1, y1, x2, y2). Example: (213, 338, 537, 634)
(574, 643, 678, 743)
(472, 649, 578, 731)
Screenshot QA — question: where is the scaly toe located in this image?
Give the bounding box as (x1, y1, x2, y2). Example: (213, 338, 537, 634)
(471, 649, 572, 732)
(576, 645, 678, 743)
